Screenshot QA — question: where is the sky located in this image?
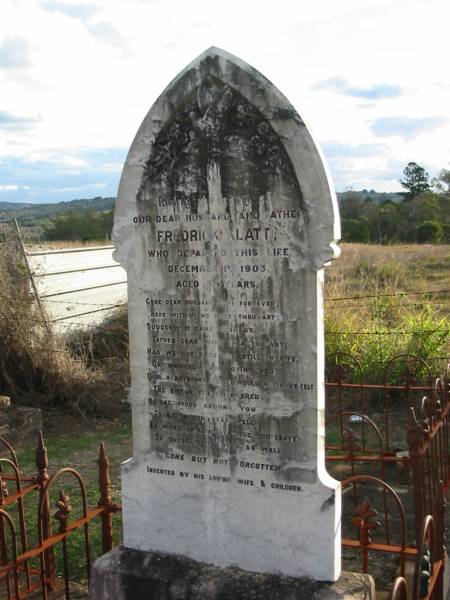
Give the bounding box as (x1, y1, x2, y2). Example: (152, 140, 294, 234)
(1, 0, 449, 204)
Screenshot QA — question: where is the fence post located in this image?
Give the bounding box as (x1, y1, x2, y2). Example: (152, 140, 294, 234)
(0, 470, 12, 598)
(433, 481, 446, 561)
(36, 432, 56, 591)
(432, 482, 446, 600)
(406, 408, 425, 544)
(13, 218, 52, 335)
(98, 443, 114, 553)
(54, 489, 72, 599)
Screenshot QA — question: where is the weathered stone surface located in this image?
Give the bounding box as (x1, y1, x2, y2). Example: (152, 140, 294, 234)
(0, 406, 43, 445)
(90, 547, 374, 600)
(113, 47, 340, 580)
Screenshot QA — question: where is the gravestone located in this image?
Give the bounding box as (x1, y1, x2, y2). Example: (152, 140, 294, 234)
(97, 47, 344, 594)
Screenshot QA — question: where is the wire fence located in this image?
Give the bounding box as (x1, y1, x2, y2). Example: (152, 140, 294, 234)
(1, 220, 449, 342)
(25, 244, 127, 332)
(326, 289, 450, 302)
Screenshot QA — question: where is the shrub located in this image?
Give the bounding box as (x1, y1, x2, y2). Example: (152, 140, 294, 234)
(44, 210, 113, 241)
(342, 218, 370, 243)
(415, 220, 443, 243)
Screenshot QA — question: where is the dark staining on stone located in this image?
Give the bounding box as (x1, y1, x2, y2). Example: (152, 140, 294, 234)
(151, 409, 231, 459)
(116, 546, 328, 600)
(265, 275, 274, 301)
(199, 54, 222, 85)
(141, 67, 314, 476)
(217, 282, 229, 303)
(150, 400, 306, 466)
(137, 76, 303, 211)
(270, 106, 302, 122)
(256, 413, 303, 463)
(283, 467, 317, 484)
(321, 493, 335, 512)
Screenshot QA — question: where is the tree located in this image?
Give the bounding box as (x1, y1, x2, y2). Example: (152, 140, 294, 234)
(400, 162, 431, 201)
(376, 201, 402, 243)
(415, 220, 443, 243)
(341, 218, 370, 243)
(434, 167, 450, 194)
(338, 191, 366, 219)
(43, 210, 113, 241)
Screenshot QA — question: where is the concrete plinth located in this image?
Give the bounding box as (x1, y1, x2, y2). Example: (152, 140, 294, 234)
(89, 547, 374, 600)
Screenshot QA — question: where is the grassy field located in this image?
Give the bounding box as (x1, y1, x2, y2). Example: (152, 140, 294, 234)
(327, 244, 450, 307)
(65, 242, 450, 384)
(325, 244, 450, 380)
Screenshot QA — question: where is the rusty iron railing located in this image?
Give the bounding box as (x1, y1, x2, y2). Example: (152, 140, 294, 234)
(413, 513, 445, 600)
(0, 351, 448, 598)
(327, 353, 448, 599)
(0, 433, 120, 599)
(326, 353, 450, 544)
(341, 475, 446, 600)
(390, 511, 446, 600)
(390, 576, 408, 600)
(341, 474, 412, 576)
(326, 353, 436, 452)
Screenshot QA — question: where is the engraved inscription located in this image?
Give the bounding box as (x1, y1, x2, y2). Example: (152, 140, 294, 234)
(130, 77, 317, 489)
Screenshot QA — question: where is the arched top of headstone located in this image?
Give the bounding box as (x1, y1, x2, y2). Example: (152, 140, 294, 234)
(114, 47, 340, 272)
(115, 48, 342, 581)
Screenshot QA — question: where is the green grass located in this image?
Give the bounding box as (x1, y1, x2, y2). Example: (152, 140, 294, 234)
(325, 244, 450, 383)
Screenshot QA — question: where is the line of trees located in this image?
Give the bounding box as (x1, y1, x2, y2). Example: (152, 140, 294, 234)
(340, 163, 450, 244)
(41, 163, 450, 244)
(43, 210, 113, 241)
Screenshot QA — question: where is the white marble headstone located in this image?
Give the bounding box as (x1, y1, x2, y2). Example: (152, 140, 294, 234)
(114, 47, 341, 581)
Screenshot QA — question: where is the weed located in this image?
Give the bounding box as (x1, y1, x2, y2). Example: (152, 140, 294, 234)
(0, 226, 128, 415)
(325, 244, 450, 383)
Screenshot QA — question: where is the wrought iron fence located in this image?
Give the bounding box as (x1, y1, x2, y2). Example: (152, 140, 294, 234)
(326, 352, 449, 600)
(390, 512, 445, 600)
(0, 433, 120, 599)
(0, 351, 448, 598)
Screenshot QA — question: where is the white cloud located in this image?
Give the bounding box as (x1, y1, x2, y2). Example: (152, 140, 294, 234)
(0, 35, 33, 68)
(0, 0, 449, 198)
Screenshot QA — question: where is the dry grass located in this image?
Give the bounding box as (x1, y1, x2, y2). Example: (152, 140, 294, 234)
(0, 231, 127, 414)
(27, 239, 113, 251)
(66, 306, 129, 370)
(325, 244, 450, 380)
(327, 243, 450, 297)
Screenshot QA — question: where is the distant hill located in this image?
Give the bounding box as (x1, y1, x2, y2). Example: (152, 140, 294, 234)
(1, 190, 403, 221)
(0, 202, 33, 210)
(0, 196, 116, 223)
(2, 190, 446, 244)
(338, 190, 403, 203)
(0, 196, 116, 241)
(0, 191, 405, 242)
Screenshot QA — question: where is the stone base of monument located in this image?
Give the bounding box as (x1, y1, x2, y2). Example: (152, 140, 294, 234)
(89, 547, 374, 600)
